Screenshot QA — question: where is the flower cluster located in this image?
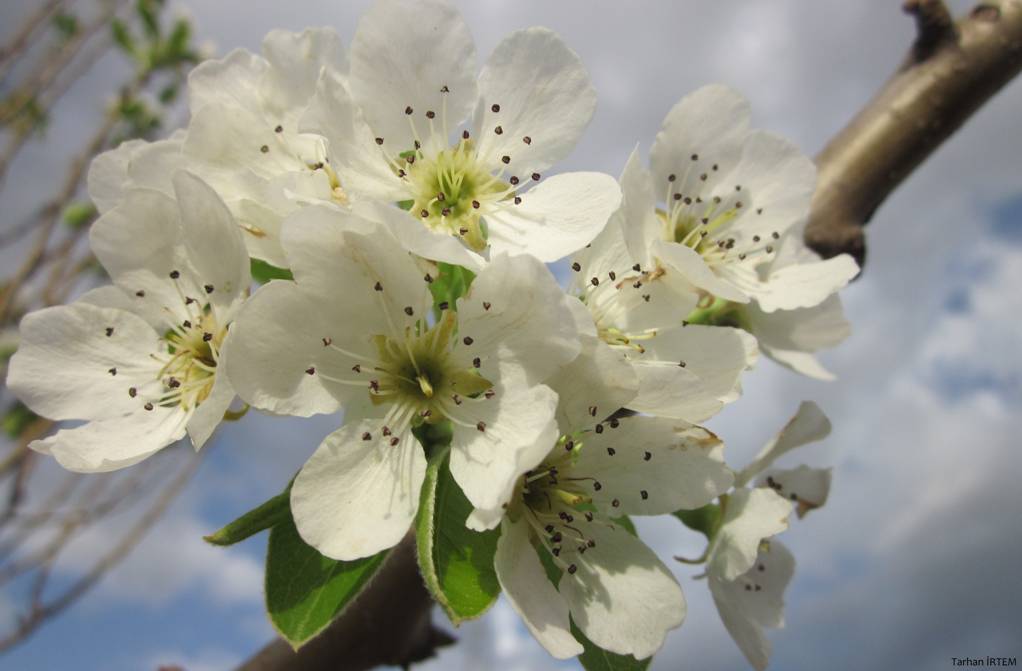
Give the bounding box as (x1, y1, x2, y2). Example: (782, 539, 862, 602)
(5, 0, 854, 667)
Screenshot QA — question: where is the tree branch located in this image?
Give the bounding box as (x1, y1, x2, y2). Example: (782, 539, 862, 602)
(234, 535, 453, 671)
(805, 0, 1022, 267)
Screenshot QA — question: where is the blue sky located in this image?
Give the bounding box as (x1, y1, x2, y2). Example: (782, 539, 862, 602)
(1, 1, 1021, 670)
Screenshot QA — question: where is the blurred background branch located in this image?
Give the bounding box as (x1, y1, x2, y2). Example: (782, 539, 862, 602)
(0, 0, 200, 653)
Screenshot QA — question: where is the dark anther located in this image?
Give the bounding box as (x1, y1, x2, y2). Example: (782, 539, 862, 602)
(322, 337, 332, 346)
(758, 564, 765, 572)
(305, 366, 315, 375)
(494, 125, 503, 135)
(510, 176, 519, 185)
(420, 209, 429, 218)
(204, 284, 214, 294)
(514, 196, 521, 204)
(405, 106, 413, 115)
(382, 426, 391, 436)
(595, 424, 604, 434)
(611, 499, 620, 507)
(484, 389, 495, 399)
(441, 85, 450, 93)
(135, 290, 145, 297)
(404, 306, 414, 316)
(640, 490, 649, 500)
(567, 564, 578, 575)
(441, 207, 451, 216)
(406, 155, 415, 164)
(144, 402, 154, 411)
(375, 137, 384, 145)
(607, 447, 616, 456)
(472, 200, 480, 209)
(642, 294, 651, 302)
(752, 235, 761, 242)
(108, 368, 117, 376)
(182, 320, 192, 328)
(424, 273, 433, 283)
(691, 153, 699, 160)
(608, 271, 616, 281)
(275, 125, 283, 133)
(668, 173, 677, 182)
(203, 332, 213, 342)
(390, 436, 400, 446)
(260, 145, 269, 153)
(632, 263, 641, 272)
(572, 262, 582, 272)
(522, 136, 531, 144)
(472, 356, 481, 368)
(679, 360, 687, 368)
(476, 421, 486, 432)
(482, 301, 491, 310)
(590, 277, 600, 286)
(169, 377, 180, 388)
(588, 405, 597, 417)
(772, 231, 780, 239)
(169, 270, 180, 279)
(105, 327, 114, 337)
(352, 364, 361, 373)
(129, 387, 137, 398)
(491, 103, 500, 113)
(531, 173, 540, 181)
(374, 281, 383, 291)
(633, 281, 642, 289)
(552, 547, 561, 557)
(362, 432, 372, 441)
(609, 418, 619, 428)
(426, 110, 435, 119)
(501, 155, 511, 164)
(463, 336, 474, 345)
(462, 130, 470, 139)
(439, 301, 450, 311)
(564, 440, 574, 452)
(673, 193, 682, 201)
(593, 481, 602, 491)
(643, 451, 652, 461)
(766, 245, 774, 253)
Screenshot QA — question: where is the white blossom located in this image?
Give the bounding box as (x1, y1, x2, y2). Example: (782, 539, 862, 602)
(6, 173, 248, 472)
(705, 401, 833, 670)
(493, 342, 734, 659)
(616, 85, 858, 312)
(88, 28, 347, 266)
(224, 206, 581, 560)
(299, 0, 621, 266)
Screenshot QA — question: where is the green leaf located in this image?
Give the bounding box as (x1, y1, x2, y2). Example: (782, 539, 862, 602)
(62, 202, 96, 229)
(111, 19, 137, 57)
(573, 621, 652, 671)
(166, 19, 192, 60)
(2, 402, 38, 439)
(266, 513, 390, 649)
(205, 489, 290, 546)
(415, 448, 501, 624)
(251, 259, 293, 284)
(136, 0, 161, 40)
(611, 515, 637, 536)
(52, 12, 78, 39)
(673, 503, 722, 540)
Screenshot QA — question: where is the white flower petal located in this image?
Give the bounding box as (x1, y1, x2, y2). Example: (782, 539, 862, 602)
(172, 172, 250, 316)
(89, 189, 189, 329)
(291, 419, 426, 560)
(747, 253, 859, 312)
(652, 238, 749, 303)
(757, 465, 832, 518)
(8, 303, 162, 421)
(738, 401, 831, 485)
(260, 28, 346, 116)
(351, 201, 485, 271)
(455, 253, 580, 384)
(746, 294, 850, 379)
(558, 519, 685, 659)
(495, 518, 582, 659)
(450, 379, 559, 525)
(709, 541, 795, 671)
(571, 417, 732, 516)
(348, 0, 477, 152)
(650, 85, 751, 198)
(223, 280, 347, 416)
(617, 146, 661, 268)
(546, 336, 637, 431)
(185, 366, 235, 450)
(473, 27, 594, 175)
(31, 405, 188, 474)
(630, 324, 756, 422)
(485, 172, 621, 262)
(708, 488, 791, 581)
(87, 139, 149, 213)
(188, 48, 266, 115)
(300, 71, 406, 202)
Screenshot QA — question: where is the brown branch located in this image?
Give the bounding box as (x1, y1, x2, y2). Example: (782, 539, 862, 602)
(805, 0, 1022, 267)
(235, 535, 453, 671)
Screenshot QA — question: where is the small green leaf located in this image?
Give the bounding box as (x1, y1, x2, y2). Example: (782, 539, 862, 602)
(396, 199, 414, 211)
(573, 621, 652, 671)
(111, 19, 137, 56)
(251, 259, 293, 284)
(266, 513, 389, 649)
(611, 515, 637, 536)
(52, 12, 78, 39)
(415, 448, 500, 624)
(205, 489, 290, 546)
(673, 503, 722, 540)
(428, 262, 476, 314)
(62, 202, 96, 229)
(2, 402, 38, 439)
(136, 0, 160, 40)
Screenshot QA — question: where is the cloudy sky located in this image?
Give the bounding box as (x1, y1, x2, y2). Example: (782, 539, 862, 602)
(1, 1, 1020, 670)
